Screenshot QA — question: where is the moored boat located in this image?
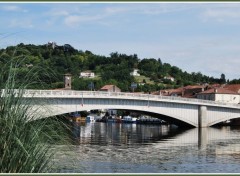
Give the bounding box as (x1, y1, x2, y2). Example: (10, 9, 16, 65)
(122, 115, 137, 123)
(86, 115, 95, 123)
(136, 116, 166, 125)
(70, 113, 86, 123)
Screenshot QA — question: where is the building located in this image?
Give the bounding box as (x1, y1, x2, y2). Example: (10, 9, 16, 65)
(130, 69, 140, 76)
(223, 84, 240, 94)
(152, 83, 240, 104)
(80, 70, 95, 78)
(156, 85, 206, 98)
(64, 73, 72, 90)
(163, 76, 175, 82)
(47, 41, 57, 49)
(156, 88, 183, 97)
(100, 85, 121, 92)
(196, 88, 240, 104)
(182, 85, 206, 98)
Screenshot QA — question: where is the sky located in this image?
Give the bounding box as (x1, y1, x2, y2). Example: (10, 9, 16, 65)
(0, 2, 240, 80)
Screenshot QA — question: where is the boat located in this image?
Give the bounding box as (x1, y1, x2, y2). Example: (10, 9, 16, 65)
(122, 115, 137, 123)
(107, 115, 117, 123)
(136, 116, 165, 125)
(115, 116, 122, 123)
(76, 117, 86, 123)
(70, 113, 86, 123)
(86, 115, 95, 123)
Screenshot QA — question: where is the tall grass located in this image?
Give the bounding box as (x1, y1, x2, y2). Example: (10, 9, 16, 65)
(0, 60, 71, 173)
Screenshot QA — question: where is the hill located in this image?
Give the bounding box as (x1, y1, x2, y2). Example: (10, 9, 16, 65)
(0, 43, 235, 92)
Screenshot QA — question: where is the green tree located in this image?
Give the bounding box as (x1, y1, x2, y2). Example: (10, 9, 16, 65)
(220, 73, 226, 84)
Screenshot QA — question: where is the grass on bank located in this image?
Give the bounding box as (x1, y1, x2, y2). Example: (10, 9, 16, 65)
(0, 61, 72, 173)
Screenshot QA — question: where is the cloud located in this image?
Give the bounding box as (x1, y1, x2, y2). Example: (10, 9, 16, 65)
(49, 10, 69, 17)
(48, 4, 195, 28)
(44, 5, 112, 27)
(2, 5, 27, 12)
(105, 6, 129, 14)
(142, 4, 196, 15)
(104, 3, 196, 16)
(204, 9, 240, 20)
(204, 57, 240, 79)
(64, 14, 106, 27)
(9, 19, 34, 28)
(201, 5, 240, 22)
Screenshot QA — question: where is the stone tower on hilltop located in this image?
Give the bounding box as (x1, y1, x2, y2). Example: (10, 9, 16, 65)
(64, 73, 72, 90)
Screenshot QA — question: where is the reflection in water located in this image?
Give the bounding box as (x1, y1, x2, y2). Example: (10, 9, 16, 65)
(52, 122, 240, 173)
(72, 122, 186, 146)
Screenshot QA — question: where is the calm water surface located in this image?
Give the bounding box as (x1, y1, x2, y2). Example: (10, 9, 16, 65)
(52, 122, 240, 173)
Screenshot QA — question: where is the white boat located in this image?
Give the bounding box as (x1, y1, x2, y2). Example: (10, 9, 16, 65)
(122, 115, 137, 123)
(86, 115, 95, 123)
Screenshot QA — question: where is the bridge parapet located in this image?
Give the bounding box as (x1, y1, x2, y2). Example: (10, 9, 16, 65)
(3, 89, 238, 109)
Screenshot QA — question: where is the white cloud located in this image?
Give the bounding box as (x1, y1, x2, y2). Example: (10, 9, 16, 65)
(9, 19, 33, 28)
(205, 9, 240, 19)
(204, 57, 240, 79)
(103, 3, 196, 16)
(64, 15, 81, 26)
(47, 4, 195, 28)
(201, 4, 240, 22)
(104, 6, 129, 14)
(49, 10, 69, 17)
(142, 3, 196, 15)
(2, 5, 27, 12)
(64, 14, 106, 27)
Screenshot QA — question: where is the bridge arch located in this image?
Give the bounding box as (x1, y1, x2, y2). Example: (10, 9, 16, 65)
(208, 115, 240, 127)
(41, 101, 198, 127)
(50, 108, 197, 128)
(21, 90, 240, 128)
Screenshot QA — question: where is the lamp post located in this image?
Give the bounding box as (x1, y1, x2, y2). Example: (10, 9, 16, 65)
(88, 82, 94, 91)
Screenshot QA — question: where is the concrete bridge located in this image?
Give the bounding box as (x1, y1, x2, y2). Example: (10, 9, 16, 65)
(15, 89, 240, 128)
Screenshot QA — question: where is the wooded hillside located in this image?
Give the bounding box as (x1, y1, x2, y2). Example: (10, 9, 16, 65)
(1, 43, 237, 92)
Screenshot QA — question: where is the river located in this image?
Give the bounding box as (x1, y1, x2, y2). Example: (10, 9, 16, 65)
(51, 122, 240, 173)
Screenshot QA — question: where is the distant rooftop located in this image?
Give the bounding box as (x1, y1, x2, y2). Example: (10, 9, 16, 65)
(199, 88, 238, 95)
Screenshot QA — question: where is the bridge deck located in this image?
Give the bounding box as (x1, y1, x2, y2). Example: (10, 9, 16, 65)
(11, 89, 240, 109)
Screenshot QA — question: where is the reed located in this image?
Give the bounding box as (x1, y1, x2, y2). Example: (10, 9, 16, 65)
(0, 60, 70, 173)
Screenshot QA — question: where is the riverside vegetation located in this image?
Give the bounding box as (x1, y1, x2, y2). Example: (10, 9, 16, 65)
(0, 60, 71, 173)
(1, 43, 239, 93)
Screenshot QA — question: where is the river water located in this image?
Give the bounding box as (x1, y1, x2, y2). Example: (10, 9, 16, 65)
(52, 122, 240, 173)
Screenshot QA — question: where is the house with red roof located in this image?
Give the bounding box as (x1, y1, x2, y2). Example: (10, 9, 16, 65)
(223, 84, 240, 94)
(155, 85, 206, 98)
(156, 88, 183, 97)
(100, 85, 121, 92)
(196, 87, 240, 104)
(182, 85, 206, 98)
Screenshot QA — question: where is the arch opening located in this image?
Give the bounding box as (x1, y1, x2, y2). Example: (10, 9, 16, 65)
(52, 108, 196, 128)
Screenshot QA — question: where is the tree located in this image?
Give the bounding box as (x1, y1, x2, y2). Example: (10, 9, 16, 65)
(220, 73, 226, 84)
(158, 58, 162, 66)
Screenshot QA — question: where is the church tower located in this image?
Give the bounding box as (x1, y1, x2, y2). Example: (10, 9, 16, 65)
(64, 73, 72, 90)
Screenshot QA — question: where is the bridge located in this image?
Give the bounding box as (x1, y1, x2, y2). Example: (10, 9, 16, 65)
(10, 89, 240, 128)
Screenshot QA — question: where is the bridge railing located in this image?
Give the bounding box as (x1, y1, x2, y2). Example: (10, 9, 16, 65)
(1, 89, 240, 108)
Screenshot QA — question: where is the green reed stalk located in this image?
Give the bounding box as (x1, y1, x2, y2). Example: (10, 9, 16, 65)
(0, 61, 70, 173)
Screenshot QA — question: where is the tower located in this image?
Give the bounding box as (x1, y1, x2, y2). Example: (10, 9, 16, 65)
(64, 73, 72, 90)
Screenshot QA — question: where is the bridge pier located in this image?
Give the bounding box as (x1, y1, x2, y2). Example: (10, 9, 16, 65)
(198, 128, 207, 149)
(198, 105, 207, 128)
